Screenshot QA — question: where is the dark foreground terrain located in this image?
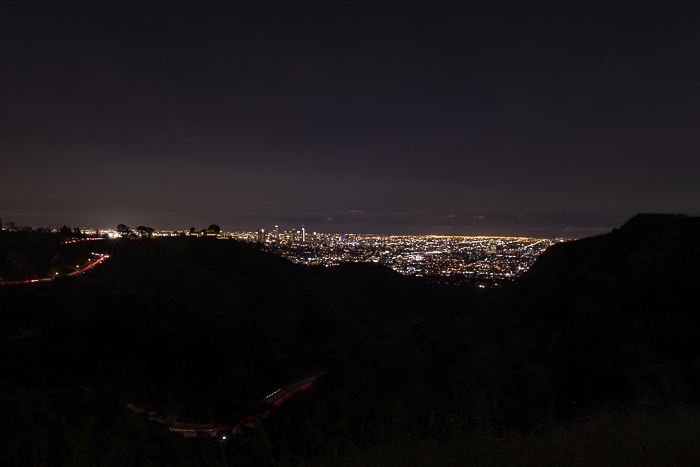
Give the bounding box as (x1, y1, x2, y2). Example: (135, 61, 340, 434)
(1, 213, 699, 465)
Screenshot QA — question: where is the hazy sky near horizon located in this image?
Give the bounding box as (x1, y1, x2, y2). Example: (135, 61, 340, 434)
(2, 2, 699, 236)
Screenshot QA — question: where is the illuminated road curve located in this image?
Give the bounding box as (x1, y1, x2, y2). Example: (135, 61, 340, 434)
(0, 253, 110, 286)
(67, 253, 109, 276)
(167, 374, 325, 438)
(60, 237, 106, 245)
(259, 375, 319, 407)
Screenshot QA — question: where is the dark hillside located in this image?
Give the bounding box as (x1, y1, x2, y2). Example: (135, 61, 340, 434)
(440, 213, 700, 424)
(0, 235, 474, 464)
(1, 215, 699, 465)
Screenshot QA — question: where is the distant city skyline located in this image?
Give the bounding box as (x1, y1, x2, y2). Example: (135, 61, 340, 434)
(1, 210, 653, 238)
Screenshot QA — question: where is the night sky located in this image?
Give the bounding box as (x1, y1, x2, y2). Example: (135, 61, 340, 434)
(3, 3, 699, 236)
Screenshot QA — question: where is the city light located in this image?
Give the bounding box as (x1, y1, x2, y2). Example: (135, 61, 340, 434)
(229, 229, 567, 286)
